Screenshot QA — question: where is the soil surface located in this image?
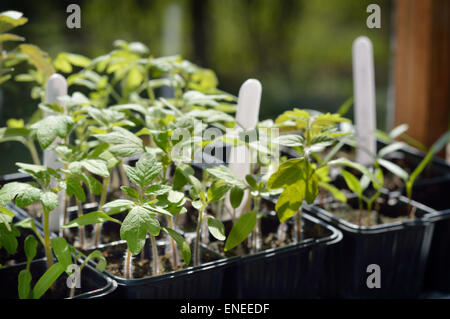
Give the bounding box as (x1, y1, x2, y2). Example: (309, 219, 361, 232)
(208, 200, 331, 258)
(319, 195, 416, 227)
(93, 240, 218, 279)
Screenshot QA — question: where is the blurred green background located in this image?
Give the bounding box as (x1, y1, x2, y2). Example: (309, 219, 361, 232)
(0, 0, 393, 174)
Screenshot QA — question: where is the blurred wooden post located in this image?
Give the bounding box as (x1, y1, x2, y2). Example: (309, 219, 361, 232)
(394, 0, 450, 150)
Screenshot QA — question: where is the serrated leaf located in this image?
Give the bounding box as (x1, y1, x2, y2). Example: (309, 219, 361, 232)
(275, 183, 304, 222)
(80, 159, 109, 178)
(206, 166, 246, 188)
(145, 184, 171, 196)
(121, 186, 140, 199)
(120, 206, 160, 254)
(41, 192, 58, 212)
(65, 177, 86, 202)
(31, 115, 73, 149)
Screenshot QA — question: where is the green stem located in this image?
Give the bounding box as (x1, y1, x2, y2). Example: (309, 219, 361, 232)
(150, 235, 160, 276)
(295, 209, 302, 243)
(119, 163, 129, 187)
(94, 176, 110, 246)
(76, 199, 85, 250)
(42, 206, 53, 269)
(168, 216, 178, 270)
(27, 141, 41, 166)
(124, 248, 132, 279)
(194, 204, 206, 267)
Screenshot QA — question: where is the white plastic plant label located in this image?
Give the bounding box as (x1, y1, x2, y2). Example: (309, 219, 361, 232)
(225, 79, 262, 220)
(45, 73, 67, 232)
(352, 36, 376, 166)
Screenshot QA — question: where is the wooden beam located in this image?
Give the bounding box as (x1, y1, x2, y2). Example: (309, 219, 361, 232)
(394, 0, 450, 149)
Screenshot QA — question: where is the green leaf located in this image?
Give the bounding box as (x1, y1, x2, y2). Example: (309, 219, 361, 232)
(267, 158, 305, 189)
(275, 134, 304, 147)
(341, 170, 362, 197)
(229, 187, 244, 209)
(31, 262, 65, 299)
(207, 217, 226, 241)
(378, 142, 408, 158)
(245, 175, 258, 190)
(163, 227, 191, 266)
(318, 182, 347, 203)
(66, 177, 86, 202)
(62, 211, 121, 228)
(0, 11, 28, 33)
(224, 211, 257, 251)
(19, 44, 54, 81)
(389, 124, 409, 139)
(31, 115, 73, 149)
(18, 269, 32, 299)
(406, 130, 450, 198)
(120, 206, 160, 255)
(41, 192, 59, 212)
(15, 187, 42, 208)
(0, 222, 19, 254)
(328, 157, 380, 186)
(0, 182, 41, 207)
(207, 180, 231, 203)
(167, 190, 185, 204)
(145, 184, 171, 196)
(121, 186, 140, 199)
(377, 158, 409, 181)
(275, 184, 304, 222)
(84, 250, 106, 272)
(95, 127, 144, 158)
(0, 206, 14, 217)
(102, 199, 134, 214)
(206, 166, 246, 188)
(51, 237, 72, 270)
(173, 164, 195, 190)
(24, 235, 38, 263)
(80, 159, 109, 178)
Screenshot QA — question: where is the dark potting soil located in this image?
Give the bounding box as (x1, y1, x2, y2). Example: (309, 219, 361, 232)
(319, 194, 425, 227)
(208, 200, 331, 258)
(96, 240, 217, 279)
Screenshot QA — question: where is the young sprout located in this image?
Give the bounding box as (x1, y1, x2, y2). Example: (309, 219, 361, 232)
(0, 163, 62, 269)
(267, 109, 351, 241)
(339, 167, 383, 226)
(172, 163, 226, 266)
(17, 236, 105, 299)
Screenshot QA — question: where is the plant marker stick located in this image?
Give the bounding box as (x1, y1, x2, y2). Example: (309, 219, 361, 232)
(353, 36, 376, 166)
(45, 74, 67, 233)
(225, 79, 262, 220)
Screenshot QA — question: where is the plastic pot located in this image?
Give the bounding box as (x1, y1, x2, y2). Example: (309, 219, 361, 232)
(85, 238, 238, 299)
(228, 211, 342, 299)
(306, 192, 436, 298)
(0, 257, 117, 299)
(408, 177, 450, 293)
